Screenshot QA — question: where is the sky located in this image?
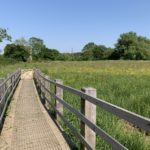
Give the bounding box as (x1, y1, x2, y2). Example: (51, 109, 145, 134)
(0, 0, 150, 52)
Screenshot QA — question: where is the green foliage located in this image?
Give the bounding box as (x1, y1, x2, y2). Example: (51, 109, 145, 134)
(14, 37, 32, 61)
(4, 44, 30, 62)
(15, 37, 29, 46)
(0, 28, 11, 42)
(82, 42, 114, 60)
(1, 29, 150, 61)
(29, 37, 45, 58)
(0, 55, 18, 65)
(111, 32, 150, 60)
(82, 42, 96, 52)
(58, 53, 83, 61)
(57, 53, 72, 61)
(40, 48, 60, 60)
(103, 48, 114, 59)
(82, 48, 94, 60)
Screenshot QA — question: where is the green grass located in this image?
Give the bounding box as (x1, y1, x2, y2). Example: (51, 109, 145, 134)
(0, 60, 150, 149)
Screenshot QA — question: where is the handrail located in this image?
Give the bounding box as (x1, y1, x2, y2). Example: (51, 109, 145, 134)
(45, 96, 93, 150)
(40, 81, 127, 150)
(34, 69, 150, 150)
(0, 69, 21, 125)
(0, 69, 19, 88)
(36, 70, 150, 132)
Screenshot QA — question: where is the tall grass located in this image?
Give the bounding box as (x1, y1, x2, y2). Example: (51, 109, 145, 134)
(0, 61, 150, 149)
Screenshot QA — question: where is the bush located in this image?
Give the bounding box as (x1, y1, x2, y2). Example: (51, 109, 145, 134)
(4, 44, 30, 62)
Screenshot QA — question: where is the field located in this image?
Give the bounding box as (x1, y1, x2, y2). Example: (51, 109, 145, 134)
(0, 60, 150, 149)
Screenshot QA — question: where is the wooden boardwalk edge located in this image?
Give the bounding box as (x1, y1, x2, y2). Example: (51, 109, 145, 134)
(32, 80, 70, 149)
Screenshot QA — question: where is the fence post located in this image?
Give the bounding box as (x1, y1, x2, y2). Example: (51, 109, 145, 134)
(7, 74, 11, 93)
(36, 71, 39, 88)
(55, 79, 63, 122)
(45, 75, 50, 109)
(80, 87, 96, 150)
(41, 74, 45, 105)
(11, 75, 14, 91)
(13, 74, 15, 88)
(0, 78, 5, 101)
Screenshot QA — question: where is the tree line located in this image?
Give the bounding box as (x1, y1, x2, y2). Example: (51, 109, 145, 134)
(1, 27, 150, 61)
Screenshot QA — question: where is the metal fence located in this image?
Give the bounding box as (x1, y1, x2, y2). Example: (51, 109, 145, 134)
(34, 69, 150, 150)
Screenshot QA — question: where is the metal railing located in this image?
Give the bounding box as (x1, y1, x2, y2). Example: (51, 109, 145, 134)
(0, 69, 21, 126)
(34, 69, 150, 150)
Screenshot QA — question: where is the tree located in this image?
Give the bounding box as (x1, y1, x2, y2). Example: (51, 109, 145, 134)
(15, 37, 29, 46)
(92, 45, 107, 60)
(29, 37, 45, 58)
(4, 44, 30, 62)
(82, 49, 94, 60)
(82, 42, 111, 60)
(15, 37, 32, 61)
(82, 42, 96, 60)
(112, 32, 150, 60)
(40, 48, 60, 60)
(103, 48, 114, 59)
(82, 42, 96, 52)
(0, 28, 11, 42)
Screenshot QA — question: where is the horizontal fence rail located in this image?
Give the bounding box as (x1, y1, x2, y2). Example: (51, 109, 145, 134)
(34, 69, 150, 150)
(0, 69, 21, 126)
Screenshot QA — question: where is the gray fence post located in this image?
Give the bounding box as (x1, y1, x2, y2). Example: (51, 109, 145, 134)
(7, 74, 11, 93)
(11, 75, 13, 91)
(80, 87, 96, 150)
(55, 79, 63, 122)
(41, 74, 45, 105)
(0, 78, 5, 101)
(12, 74, 15, 88)
(45, 75, 50, 109)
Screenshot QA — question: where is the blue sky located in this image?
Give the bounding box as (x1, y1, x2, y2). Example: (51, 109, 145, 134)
(0, 0, 150, 52)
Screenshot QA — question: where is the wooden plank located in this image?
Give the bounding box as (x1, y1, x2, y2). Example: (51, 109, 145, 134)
(55, 79, 63, 122)
(0, 72, 20, 125)
(82, 94, 150, 132)
(0, 78, 5, 101)
(81, 87, 96, 150)
(44, 97, 93, 150)
(45, 75, 50, 109)
(0, 84, 12, 104)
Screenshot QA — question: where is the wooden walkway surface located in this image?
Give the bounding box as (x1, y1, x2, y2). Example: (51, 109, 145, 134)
(0, 71, 69, 150)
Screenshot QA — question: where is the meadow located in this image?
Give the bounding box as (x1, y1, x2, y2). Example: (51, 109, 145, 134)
(0, 60, 150, 149)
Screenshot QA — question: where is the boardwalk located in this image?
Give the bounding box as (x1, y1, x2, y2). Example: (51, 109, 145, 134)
(0, 71, 69, 150)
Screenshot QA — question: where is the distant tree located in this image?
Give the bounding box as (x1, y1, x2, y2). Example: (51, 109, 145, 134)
(40, 48, 60, 60)
(92, 45, 107, 60)
(82, 42, 96, 60)
(112, 32, 150, 60)
(15, 37, 32, 61)
(4, 44, 30, 62)
(82, 42, 111, 60)
(57, 53, 71, 61)
(103, 48, 114, 59)
(72, 52, 83, 61)
(29, 37, 45, 58)
(15, 37, 29, 46)
(82, 42, 96, 52)
(82, 48, 94, 60)
(0, 28, 11, 42)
